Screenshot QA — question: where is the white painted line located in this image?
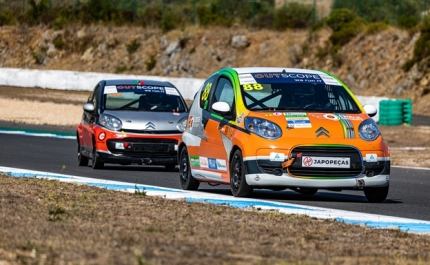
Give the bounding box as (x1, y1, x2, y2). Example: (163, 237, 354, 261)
(1, 166, 430, 234)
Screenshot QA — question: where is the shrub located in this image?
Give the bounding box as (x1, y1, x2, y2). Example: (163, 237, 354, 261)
(162, 10, 179, 33)
(145, 55, 157, 71)
(365, 21, 389, 35)
(0, 9, 16, 26)
(81, 0, 115, 24)
(398, 15, 419, 29)
(325, 9, 366, 46)
(26, 0, 51, 25)
(196, 3, 232, 27)
(325, 8, 357, 31)
(116, 65, 127, 73)
(53, 35, 67, 50)
(126, 38, 140, 54)
(138, 5, 162, 27)
(273, 2, 314, 30)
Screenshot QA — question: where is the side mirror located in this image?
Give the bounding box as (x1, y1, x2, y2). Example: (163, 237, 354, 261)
(83, 103, 95, 112)
(212, 101, 231, 116)
(363, 104, 377, 117)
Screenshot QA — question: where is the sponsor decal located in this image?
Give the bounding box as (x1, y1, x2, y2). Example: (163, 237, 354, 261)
(270, 152, 285, 162)
(254, 175, 261, 181)
(190, 156, 200, 167)
(187, 116, 193, 129)
(310, 113, 363, 121)
(249, 72, 342, 86)
(236, 112, 245, 123)
(199, 157, 208, 168)
(319, 74, 341, 86)
(265, 113, 272, 116)
(273, 112, 283, 116)
(285, 113, 311, 128)
(104, 85, 118, 94)
(115, 143, 125, 150)
(208, 158, 218, 170)
(216, 159, 227, 171)
(366, 154, 378, 162)
(238, 74, 257, 85)
(302, 156, 350, 168)
(116, 85, 165, 93)
(164, 87, 179, 96)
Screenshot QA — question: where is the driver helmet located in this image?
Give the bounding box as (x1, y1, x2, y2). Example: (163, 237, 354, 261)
(145, 93, 163, 105)
(293, 85, 315, 106)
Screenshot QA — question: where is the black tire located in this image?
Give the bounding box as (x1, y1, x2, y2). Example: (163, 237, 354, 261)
(77, 141, 89, 166)
(364, 185, 389, 203)
(292, 187, 318, 195)
(179, 147, 199, 190)
(230, 150, 253, 197)
(91, 146, 104, 169)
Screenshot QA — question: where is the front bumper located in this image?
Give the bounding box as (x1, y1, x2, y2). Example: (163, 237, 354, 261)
(96, 150, 177, 165)
(243, 157, 390, 189)
(96, 134, 180, 165)
(245, 172, 389, 189)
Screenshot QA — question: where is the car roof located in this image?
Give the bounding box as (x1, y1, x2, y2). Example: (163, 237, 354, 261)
(231, 67, 324, 75)
(104, 79, 174, 87)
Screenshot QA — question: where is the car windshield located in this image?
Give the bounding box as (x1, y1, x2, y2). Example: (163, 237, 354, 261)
(103, 85, 186, 112)
(241, 82, 360, 113)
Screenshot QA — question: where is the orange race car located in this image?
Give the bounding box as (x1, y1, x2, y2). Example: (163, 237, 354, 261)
(178, 67, 390, 203)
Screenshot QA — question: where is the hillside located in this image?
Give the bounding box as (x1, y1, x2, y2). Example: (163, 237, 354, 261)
(0, 24, 429, 115)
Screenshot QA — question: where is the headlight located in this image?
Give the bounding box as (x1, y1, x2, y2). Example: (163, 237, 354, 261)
(177, 117, 188, 132)
(358, 119, 380, 141)
(245, 117, 282, 139)
(99, 114, 122, 131)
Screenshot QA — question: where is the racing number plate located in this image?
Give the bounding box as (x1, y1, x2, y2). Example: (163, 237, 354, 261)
(301, 156, 350, 168)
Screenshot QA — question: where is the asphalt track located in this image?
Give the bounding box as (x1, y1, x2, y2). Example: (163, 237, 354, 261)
(0, 119, 429, 222)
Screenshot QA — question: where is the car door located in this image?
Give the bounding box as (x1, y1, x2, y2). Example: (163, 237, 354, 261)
(81, 82, 102, 152)
(198, 75, 236, 182)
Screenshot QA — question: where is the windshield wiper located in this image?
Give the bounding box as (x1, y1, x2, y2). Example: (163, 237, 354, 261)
(114, 106, 138, 110)
(251, 107, 303, 111)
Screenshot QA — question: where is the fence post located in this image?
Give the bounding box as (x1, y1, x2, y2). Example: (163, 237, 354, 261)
(253, 0, 256, 28)
(162, 0, 165, 22)
(193, 0, 196, 25)
(425, 0, 428, 19)
(397, 0, 402, 24)
(313, 0, 316, 25)
(132, 0, 137, 22)
(356, 0, 361, 17)
(22, 0, 25, 13)
(378, 0, 381, 21)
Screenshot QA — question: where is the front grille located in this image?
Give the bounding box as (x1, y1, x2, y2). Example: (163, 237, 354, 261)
(106, 138, 177, 157)
(288, 146, 363, 177)
(121, 129, 181, 134)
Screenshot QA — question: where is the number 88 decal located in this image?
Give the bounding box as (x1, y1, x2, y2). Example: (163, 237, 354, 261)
(201, 83, 212, 101)
(243, 83, 263, 91)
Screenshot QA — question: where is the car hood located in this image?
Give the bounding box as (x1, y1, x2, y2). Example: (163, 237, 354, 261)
(249, 112, 370, 139)
(103, 110, 187, 131)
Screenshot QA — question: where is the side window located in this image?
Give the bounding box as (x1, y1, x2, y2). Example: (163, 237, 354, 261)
(199, 76, 216, 110)
(90, 84, 101, 109)
(212, 77, 234, 108)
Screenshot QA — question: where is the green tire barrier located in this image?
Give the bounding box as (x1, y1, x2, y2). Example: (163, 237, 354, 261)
(378, 99, 412, 126)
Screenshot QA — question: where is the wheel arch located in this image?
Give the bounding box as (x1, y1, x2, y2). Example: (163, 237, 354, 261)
(178, 142, 187, 162)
